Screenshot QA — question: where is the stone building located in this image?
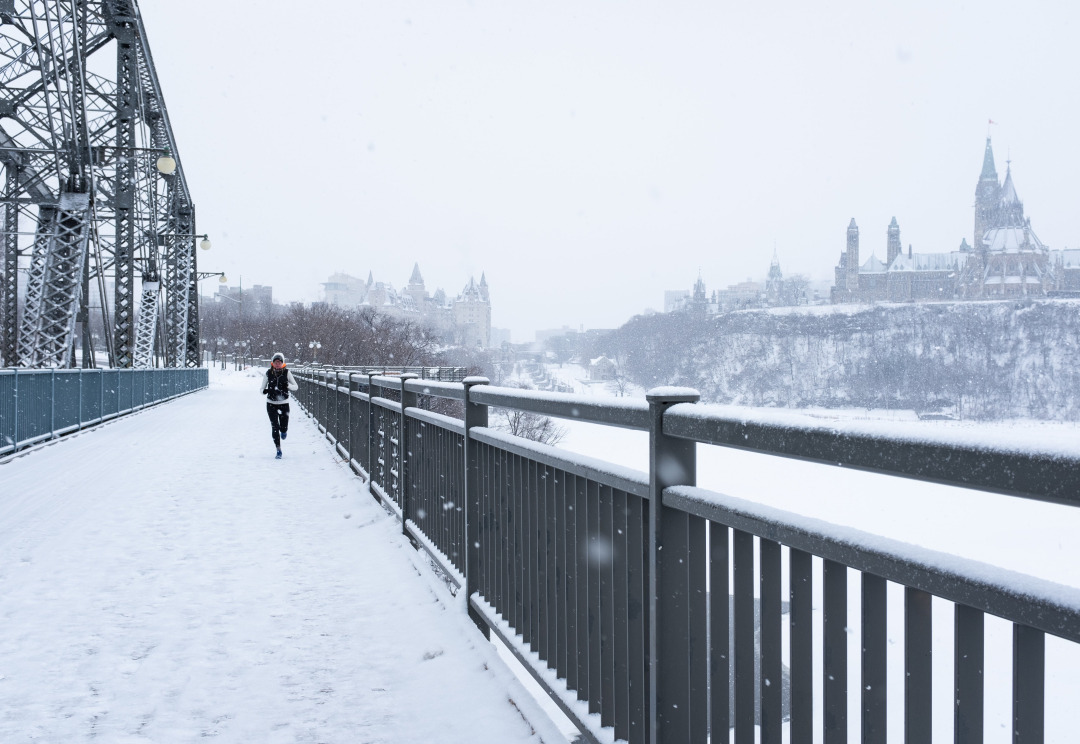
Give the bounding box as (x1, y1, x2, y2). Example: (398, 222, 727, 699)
(831, 137, 1080, 303)
(453, 274, 491, 348)
(321, 265, 493, 347)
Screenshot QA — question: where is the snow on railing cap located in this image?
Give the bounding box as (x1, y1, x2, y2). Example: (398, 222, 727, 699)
(646, 386, 700, 403)
(463, 376, 490, 385)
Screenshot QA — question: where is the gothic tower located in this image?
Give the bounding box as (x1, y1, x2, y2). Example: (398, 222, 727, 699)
(846, 218, 860, 292)
(886, 216, 902, 266)
(998, 164, 1025, 226)
(974, 137, 1000, 249)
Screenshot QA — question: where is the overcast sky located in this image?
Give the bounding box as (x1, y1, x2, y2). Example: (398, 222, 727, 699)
(140, 1, 1080, 340)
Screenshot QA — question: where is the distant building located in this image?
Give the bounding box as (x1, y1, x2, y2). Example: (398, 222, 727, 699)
(322, 272, 367, 307)
(535, 325, 580, 344)
(831, 137, 1080, 303)
(664, 290, 690, 312)
(216, 283, 272, 313)
(321, 265, 494, 347)
(453, 275, 491, 348)
(588, 355, 617, 381)
(490, 327, 512, 348)
(665, 272, 768, 315)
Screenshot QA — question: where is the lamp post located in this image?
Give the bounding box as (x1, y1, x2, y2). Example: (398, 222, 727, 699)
(295, 342, 301, 363)
(157, 149, 177, 175)
(309, 340, 321, 364)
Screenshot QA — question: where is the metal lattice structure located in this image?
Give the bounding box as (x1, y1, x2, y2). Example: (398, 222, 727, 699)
(0, 0, 200, 369)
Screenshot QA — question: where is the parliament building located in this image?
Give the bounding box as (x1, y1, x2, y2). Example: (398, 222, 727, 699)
(831, 138, 1080, 303)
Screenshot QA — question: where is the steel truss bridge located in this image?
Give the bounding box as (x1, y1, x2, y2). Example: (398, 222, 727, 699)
(0, 0, 202, 370)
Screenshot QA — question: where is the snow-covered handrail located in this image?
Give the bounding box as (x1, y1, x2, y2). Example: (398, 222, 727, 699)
(292, 373, 1079, 744)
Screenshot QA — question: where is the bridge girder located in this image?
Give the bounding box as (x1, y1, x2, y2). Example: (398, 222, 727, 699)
(0, 0, 199, 369)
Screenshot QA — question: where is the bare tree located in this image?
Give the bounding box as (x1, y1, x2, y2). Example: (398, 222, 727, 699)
(492, 383, 567, 446)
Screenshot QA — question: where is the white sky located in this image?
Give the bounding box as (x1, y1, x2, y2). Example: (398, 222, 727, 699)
(140, 1, 1080, 339)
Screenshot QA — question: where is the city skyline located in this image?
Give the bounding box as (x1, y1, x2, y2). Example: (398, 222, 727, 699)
(142, 1, 1080, 338)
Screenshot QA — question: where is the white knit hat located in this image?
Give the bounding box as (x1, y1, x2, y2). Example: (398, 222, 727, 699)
(272, 352, 285, 362)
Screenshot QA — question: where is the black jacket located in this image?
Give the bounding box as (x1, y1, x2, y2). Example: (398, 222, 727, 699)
(263, 367, 297, 403)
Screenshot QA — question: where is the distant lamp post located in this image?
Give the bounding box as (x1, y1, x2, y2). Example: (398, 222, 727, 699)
(295, 342, 301, 362)
(218, 274, 227, 283)
(309, 340, 321, 364)
(156, 150, 177, 175)
(199, 236, 212, 251)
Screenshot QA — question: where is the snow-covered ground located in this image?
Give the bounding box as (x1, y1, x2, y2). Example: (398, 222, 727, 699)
(0, 368, 564, 743)
(5, 362, 1078, 742)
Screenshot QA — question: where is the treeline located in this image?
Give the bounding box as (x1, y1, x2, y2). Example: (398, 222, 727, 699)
(594, 300, 1080, 421)
(200, 301, 486, 371)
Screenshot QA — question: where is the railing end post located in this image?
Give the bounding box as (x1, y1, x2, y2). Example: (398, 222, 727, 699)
(645, 385, 699, 744)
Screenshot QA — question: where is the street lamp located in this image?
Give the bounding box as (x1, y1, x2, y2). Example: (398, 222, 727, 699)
(309, 340, 321, 364)
(156, 149, 176, 175)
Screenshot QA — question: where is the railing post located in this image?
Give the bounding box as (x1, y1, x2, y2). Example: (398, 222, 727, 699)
(12, 367, 17, 450)
(50, 369, 56, 439)
(367, 373, 377, 491)
(346, 372, 354, 467)
(399, 373, 418, 537)
(463, 375, 490, 638)
(646, 386, 700, 744)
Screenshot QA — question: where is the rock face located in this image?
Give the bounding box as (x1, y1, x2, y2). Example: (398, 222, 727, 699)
(608, 300, 1080, 421)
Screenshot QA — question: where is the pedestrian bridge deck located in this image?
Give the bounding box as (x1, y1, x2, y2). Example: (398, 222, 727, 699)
(0, 368, 557, 743)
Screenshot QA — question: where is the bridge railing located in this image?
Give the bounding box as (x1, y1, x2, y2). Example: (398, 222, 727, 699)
(0, 368, 209, 457)
(294, 367, 1080, 744)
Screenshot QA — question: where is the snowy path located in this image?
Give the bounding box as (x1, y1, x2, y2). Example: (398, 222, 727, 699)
(0, 369, 547, 743)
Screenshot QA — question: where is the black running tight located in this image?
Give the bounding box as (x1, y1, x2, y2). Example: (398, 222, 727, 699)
(266, 402, 290, 446)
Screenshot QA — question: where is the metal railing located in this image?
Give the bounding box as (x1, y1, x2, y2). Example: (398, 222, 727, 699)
(0, 367, 209, 457)
(295, 367, 1080, 744)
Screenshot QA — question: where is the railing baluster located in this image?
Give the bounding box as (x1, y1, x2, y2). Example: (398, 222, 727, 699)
(576, 473, 590, 702)
(710, 522, 730, 741)
(599, 483, 615, 727)
(955, 604, 984, 744)
(824, 559, 848, 744)
(905, 587, 933, 744)
(659, 507, 691, 741)
(861, 573, 887, 743)
(1013, 624, 1044, 744)
(533, 458, 544, 659)
(554, 467, 568, 680)
(587, 478, 602, 715)
(514, 453, 526, 642)
(564, 471, 580, 694)
(688, 513, 708, 743)
(760, 537, 782, 744)
(547, 465, 559, 671)
(733, 528, 755, 744)
(790, 547, 813, 741)
(612, 488, 630, 741)
(627, 493, 646, 744)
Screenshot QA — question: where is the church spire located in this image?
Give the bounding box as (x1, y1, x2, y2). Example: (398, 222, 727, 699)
(974, 137, 1001, 248)
(408, 262, 424, 287)
(980, 136, 998, 182)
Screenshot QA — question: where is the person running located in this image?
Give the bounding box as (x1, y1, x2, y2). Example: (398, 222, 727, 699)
(261, 352, 298, 459)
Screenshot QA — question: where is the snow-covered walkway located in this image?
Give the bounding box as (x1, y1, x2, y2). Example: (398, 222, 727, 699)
(0, 368, 551, 743)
